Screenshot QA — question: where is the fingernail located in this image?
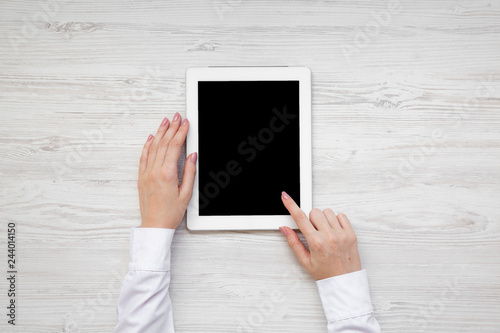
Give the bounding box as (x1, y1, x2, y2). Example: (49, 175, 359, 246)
(190, 152, 197, 163)
(182, 118, 188, 126)
(173, 112, 180, 121)
(147, 134, 154, 142)
(161, 117, 169, 127)
(282, 191, 290, 200)
(279, 226, 288, 236)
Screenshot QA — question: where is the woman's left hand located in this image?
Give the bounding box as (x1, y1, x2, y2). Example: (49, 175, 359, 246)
(138, 113, 197, 229)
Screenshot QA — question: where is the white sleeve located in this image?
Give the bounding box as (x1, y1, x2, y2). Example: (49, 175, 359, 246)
(316, 269, 381, 333)
(114, 226, 176, 333)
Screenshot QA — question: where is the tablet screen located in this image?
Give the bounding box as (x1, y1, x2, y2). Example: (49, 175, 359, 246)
(198, 81, 300, 216)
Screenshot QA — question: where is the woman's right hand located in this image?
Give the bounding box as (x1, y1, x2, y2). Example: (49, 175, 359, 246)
(279, 191, 362, 280)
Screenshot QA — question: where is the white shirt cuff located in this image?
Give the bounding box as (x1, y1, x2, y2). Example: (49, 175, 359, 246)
(315, 269, 374, 322)
(128, 226, 175, 272)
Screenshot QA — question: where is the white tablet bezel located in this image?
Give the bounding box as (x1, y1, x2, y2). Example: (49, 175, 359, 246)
(186, 67, 312, 230)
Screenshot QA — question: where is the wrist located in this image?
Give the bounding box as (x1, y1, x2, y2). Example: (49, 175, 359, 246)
(315, 266, 362, 281)
(140, 219, 178, 229)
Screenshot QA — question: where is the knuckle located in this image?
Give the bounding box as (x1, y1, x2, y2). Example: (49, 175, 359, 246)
(188, 165, 197, 175)
(349, 232, 358, 245)
(327, 237, 339, 248)
(309, 208, 322, 219)
(338, 233, 348, 244)
(326, 232, 337, 243)
(323, 208, 334, 215)
(292, 210, 303, 220)
(161, 165, 177, 180)
(310, 237, 324, 250)
(298, 211, 309, 223)
(186, 160, 197, 172)
(149, 171, 160, 182)
(150, 141, 159, 150)
(157, 137, 168, 148)
(168, 138, 182, 149)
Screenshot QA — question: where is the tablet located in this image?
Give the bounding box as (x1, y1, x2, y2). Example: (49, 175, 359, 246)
(186, 67, 312, 230)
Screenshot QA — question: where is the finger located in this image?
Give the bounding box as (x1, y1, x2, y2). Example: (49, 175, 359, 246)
(279, 226, 310, 269)
(323, 208, 342, 232)
(147, 117, 170, 171)
(281, 191, 316, 236)
(155, 112, 181, 167)
(336, 213, 354, 232)
(139, 134, 154, 176)
(164, 117, 189, 166)
(179, 152, 197, 202)
(309, 208, 331, 232)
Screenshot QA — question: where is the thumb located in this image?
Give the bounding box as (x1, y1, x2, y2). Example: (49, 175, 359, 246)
(279, 226, 310, 269)
(179, 152, 197, 202)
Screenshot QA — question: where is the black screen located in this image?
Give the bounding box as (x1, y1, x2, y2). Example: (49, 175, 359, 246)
(198, 81, 300, 216)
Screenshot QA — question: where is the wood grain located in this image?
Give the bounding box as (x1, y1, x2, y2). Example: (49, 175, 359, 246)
(0, 0, 499, 332)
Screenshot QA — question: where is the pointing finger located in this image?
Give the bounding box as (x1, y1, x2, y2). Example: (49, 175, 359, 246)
(281, 191, 316, 237)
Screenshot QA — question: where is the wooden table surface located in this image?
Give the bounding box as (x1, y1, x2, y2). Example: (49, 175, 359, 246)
(1, 0, 499, 332)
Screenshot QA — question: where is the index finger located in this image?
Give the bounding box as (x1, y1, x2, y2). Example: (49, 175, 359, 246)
(281, 191, 317, 236)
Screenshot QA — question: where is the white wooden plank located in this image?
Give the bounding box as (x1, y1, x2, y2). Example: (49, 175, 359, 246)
(0, 0, 499, 332)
